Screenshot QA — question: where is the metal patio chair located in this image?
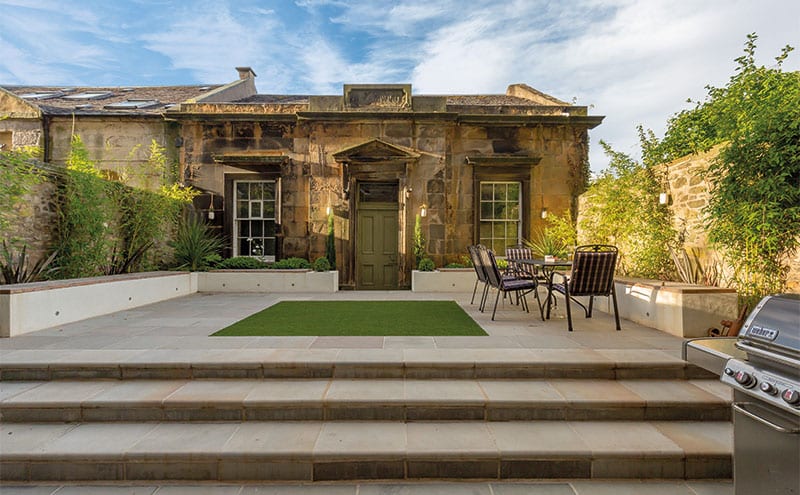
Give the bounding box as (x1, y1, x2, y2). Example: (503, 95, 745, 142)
(550, 244, 620, 332)
(478, 245, 543, 321)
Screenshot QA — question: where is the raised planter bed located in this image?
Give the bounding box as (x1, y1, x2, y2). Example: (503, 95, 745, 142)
(590, 277, 738, 338)
(0, 272, 195, 338)
(197, 270, 339, 293)
(411, 268, 476, 292)
(1, 270, 339, 338)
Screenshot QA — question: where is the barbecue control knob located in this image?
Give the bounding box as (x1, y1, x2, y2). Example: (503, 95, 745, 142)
(781, 389, 800, 406)
(724, 367, 734, 376)
(760, 382, 778, 395)
(735, 371, 757, 388)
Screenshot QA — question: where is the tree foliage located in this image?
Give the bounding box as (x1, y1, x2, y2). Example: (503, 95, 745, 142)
(645, 34, 799, 299)
(0, 146, 43, 238)
(579, 141, 676, 279)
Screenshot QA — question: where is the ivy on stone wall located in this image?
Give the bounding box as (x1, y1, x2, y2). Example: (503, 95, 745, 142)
(0, 147, 43, 240)
(640, 34, 800, 302)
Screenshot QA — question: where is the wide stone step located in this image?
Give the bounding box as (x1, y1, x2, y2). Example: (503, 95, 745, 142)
(0, 378, 731, 423)
(0, 348, 715, 380)
(0, 480, 736, 494)
(0, 420, 732, 482)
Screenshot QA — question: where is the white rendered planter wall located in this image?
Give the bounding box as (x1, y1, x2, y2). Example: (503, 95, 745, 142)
(411, 269, 476, 292)
(197, 270, 339, 293)
(0, 272, 195, 338)
(588, 278, 738, 338)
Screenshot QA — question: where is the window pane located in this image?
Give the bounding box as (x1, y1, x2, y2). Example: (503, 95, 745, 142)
(251, 201, 262, 218)
(236, 183, 248, 200)
(507, 183, 520, 201)
(237, 200, 248, 218)
(264, 221, 275, 236)
(249, 182, 262, 199)
(263, 202, 275, 218)
(264, 239, 276, 256)
(359, 182, 398, 203)
(492, 239, 505, 253)
(251, 221, 263, 237)
(239, 222, 249, 237)
(509, 204, 519, 220)
(480, 184, 493, 201)
(495, 184, 506, 201)
(480, 202, 493, 220)
(493, 222, 505, 238)
(263, 182, 275, 200)
(494, 203, 506, 219)
(239, 238, 249, 255)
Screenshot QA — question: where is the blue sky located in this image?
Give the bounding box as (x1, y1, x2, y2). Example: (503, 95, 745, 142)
(1, 0, 798, 172)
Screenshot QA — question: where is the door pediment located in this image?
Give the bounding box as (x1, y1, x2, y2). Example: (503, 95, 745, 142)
(333, 139, 420, 163)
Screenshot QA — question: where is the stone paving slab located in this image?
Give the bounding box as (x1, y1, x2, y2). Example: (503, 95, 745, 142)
(0, 421, 732, 482)
(0, 378, 730, 423)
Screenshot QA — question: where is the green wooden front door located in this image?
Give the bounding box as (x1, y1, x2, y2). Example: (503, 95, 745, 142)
(356, 184, 399, 290)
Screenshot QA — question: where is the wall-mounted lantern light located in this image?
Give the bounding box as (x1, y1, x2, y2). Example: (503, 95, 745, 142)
(540, 207, 548, 219)
(208, 193, 215, 220)
(659, 192, 670, 205)
(326, 205, 332, 216)
(420, 204, 428, 218)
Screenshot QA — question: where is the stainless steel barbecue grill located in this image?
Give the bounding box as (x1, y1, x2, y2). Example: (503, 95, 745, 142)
(719, 294, 800, 495)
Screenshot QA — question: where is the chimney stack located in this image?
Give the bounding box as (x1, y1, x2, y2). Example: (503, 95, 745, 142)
(235, 67, 257, 80)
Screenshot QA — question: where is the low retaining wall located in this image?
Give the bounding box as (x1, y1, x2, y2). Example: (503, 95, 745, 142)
(411, 269, 476, 292)
(0, 272, 195, 338)
(591, 278, 738, 338)
(197, 270, 339, 293)
(1, 270, 339, 337)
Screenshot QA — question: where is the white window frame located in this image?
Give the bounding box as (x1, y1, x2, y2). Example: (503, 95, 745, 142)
(233, 178, 281, 261)
(478, 181, 522, 253)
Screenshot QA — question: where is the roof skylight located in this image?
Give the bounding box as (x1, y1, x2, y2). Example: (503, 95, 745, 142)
(63, 91, 114, 100)
(19, 91, 64, 100)
(103, 99, 162, 110)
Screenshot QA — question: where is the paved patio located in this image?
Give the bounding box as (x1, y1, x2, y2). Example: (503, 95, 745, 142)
(0, 291, 685, 355)
(0, 291, 732, 494)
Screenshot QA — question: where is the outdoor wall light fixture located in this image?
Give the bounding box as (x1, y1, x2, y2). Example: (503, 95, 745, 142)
(420, 204, 428, 217)
(208, 193, 215, 220)
(659, 192, 670, 205)
(540, 207, 548, 219)
(326, 205, 332, 215)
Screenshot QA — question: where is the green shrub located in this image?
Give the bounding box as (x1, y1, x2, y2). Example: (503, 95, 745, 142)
(444, 263, 468, 268)
(216, 256, 269, 269)
(418, 258, 435, 271)
(271, 257, 311, 269)
(313, 256, 331, 272)
(169, 214, 224, 271)
(524, 230, 570, 259)
(0, 242, 58, 284)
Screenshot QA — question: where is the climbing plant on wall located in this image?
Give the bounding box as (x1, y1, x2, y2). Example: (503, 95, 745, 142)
(56, 136, 196, 278)
(56, 135, 115, 278)
(0, 146, 43, 239)
(579, 141, 676, 279)
(642, 34, 800, 301)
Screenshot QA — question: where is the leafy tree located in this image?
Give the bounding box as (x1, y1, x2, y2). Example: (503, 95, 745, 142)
(579, 141, 676, 279)
(642, 34, 799, 300)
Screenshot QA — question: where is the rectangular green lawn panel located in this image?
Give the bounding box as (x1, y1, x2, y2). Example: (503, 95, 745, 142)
(213, 300, 487, 336)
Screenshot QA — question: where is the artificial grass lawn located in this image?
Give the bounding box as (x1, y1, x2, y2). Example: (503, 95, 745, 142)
(212, 300, 487, 336)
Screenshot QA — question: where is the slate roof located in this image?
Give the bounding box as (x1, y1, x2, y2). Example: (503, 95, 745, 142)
(2, 85, 223, 115)
(234, 94, 558, 107)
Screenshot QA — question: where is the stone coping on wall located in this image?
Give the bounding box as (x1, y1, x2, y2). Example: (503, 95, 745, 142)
(613, 277, 737, 295)
(0, 271, 188, 295)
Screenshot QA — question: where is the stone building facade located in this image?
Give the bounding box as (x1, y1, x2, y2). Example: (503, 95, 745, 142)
(2, 68, 603, 289)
